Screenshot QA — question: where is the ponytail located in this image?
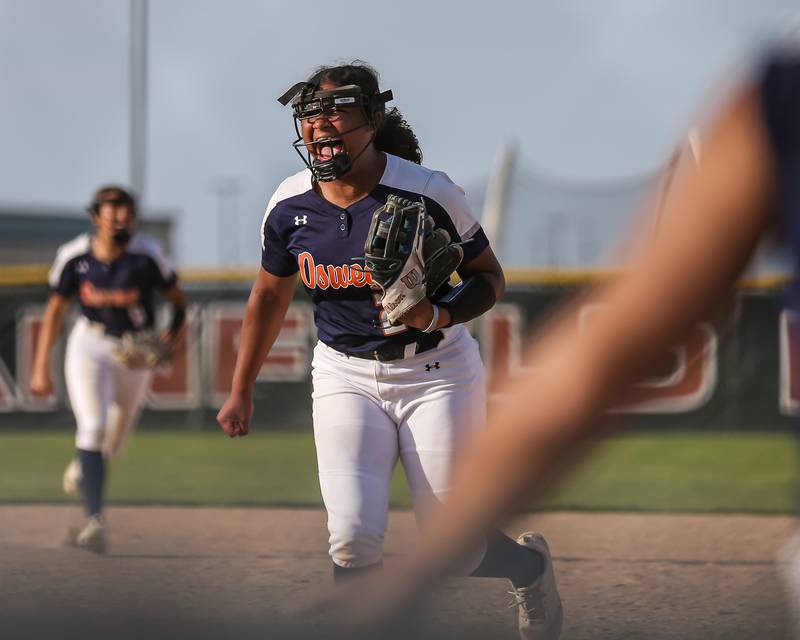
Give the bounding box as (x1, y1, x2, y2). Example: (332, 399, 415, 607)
(375, 108, 422, 164)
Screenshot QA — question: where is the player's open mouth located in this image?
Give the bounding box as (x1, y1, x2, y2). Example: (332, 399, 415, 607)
(313, 137, 344, 160)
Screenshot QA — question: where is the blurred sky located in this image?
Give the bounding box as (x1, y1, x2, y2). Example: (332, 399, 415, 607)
(0, 0, 797, 267)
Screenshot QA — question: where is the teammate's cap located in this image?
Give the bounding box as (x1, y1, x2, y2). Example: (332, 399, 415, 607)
(87, 185, 137, 216)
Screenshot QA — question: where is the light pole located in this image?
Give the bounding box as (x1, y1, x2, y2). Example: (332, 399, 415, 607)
(130, 0, 148, 205)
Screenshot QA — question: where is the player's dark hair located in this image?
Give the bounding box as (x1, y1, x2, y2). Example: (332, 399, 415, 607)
(309, 61, 423, 165)
(87, 185, 137, 217)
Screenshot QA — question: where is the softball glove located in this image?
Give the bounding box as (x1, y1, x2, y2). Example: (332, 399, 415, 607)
(364, 194, 464, 325)
(113, 332, 172, 369)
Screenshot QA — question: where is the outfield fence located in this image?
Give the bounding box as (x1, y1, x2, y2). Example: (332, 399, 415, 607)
(0, 269, 797, 430)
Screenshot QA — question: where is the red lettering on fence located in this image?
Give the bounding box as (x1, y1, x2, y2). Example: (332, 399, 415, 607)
(207, 302, 312, 407)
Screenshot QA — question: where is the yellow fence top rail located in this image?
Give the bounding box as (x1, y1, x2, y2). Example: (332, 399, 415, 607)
(0, 264, 792, 290)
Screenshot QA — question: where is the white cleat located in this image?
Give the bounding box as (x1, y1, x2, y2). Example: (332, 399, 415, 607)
(508, 532, 563, 640)
(65, 515, 107, 555)
(62, 459, 82, 496)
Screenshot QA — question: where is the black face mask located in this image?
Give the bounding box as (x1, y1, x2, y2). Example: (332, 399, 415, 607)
(311, 150, 354, 182)
(112, 228, 132, 246)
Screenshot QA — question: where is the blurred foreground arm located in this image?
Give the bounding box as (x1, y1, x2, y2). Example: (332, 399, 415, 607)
(395, 84, 779, 588)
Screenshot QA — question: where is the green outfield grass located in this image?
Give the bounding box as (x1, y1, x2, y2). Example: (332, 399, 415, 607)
(0, 429, 797, 512)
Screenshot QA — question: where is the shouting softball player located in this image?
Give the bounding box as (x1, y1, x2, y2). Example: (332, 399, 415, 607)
(30, 186, 187, 554)
(216, 62, 562, 639)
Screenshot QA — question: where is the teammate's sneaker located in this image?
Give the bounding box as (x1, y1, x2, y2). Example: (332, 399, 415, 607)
(62, 458, 82, 496)
(65, 516, 107, 555)
(508, 532, 563, 640)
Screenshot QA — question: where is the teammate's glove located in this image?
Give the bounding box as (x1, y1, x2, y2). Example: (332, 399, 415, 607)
(113, 331, 173, 369)
(364, 194, 464, 325)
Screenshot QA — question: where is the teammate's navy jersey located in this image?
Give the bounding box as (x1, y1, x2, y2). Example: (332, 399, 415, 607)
(48, 233, 177, 336)
(760, 47, 800, 308)
(261, 153, 490, 352)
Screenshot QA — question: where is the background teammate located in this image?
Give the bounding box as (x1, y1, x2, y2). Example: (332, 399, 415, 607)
(313, 45, 800, 632)
(30, 185, 187, 554)
(216, 62, 562, 639)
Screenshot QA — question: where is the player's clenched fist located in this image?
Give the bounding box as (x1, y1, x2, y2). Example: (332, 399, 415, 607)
(216, 391, 254, 438)
(29, 366, 54, 396)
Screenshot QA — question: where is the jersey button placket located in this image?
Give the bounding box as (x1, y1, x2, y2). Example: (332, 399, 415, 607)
(337, 211, 348, 238)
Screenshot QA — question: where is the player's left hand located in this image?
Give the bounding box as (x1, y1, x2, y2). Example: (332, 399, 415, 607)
(398, 298, 451, 332)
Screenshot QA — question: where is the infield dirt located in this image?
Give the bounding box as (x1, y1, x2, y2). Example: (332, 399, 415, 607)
(0, 505, 795, 639)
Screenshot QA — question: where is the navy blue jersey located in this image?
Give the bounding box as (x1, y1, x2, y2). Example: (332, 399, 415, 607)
(760, 47, 800, 307)
(261, 153, 490, 352)
(48, 233, 178, 336)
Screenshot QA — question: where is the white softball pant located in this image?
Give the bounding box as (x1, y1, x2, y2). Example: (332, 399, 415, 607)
(65, 317, 152, 457)
(311, 325, 486, 569)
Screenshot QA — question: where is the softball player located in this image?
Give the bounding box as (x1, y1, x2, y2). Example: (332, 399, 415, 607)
(216, 62, 562, 639)
(321, 46, 800, 633)
(30, 185, 187, 554)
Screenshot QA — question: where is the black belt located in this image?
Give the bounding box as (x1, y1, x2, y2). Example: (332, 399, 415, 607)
(342, 331, 444, 362)
(86, 320, 147, 339)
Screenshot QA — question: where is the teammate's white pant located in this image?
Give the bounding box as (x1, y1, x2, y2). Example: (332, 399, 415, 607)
(312, 325, 486, 569)
(65, 317, 152, 457)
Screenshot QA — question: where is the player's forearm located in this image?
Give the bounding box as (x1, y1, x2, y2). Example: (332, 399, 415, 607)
(437, 273, 498, 326)
(163, 286, 188, 340)
(166, 303, 186, 340)
(457, 246, 506, 302)
(436, 246, 505, 328)
(32, 298, 68, 372)
(230, 287, 292, 395)
(478, 268, 505, 302)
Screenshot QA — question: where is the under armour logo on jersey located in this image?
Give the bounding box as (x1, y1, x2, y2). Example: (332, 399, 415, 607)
(294, 215, 308, 226)
(76, 260, 89, 274)
(424, 362, 440, 371)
